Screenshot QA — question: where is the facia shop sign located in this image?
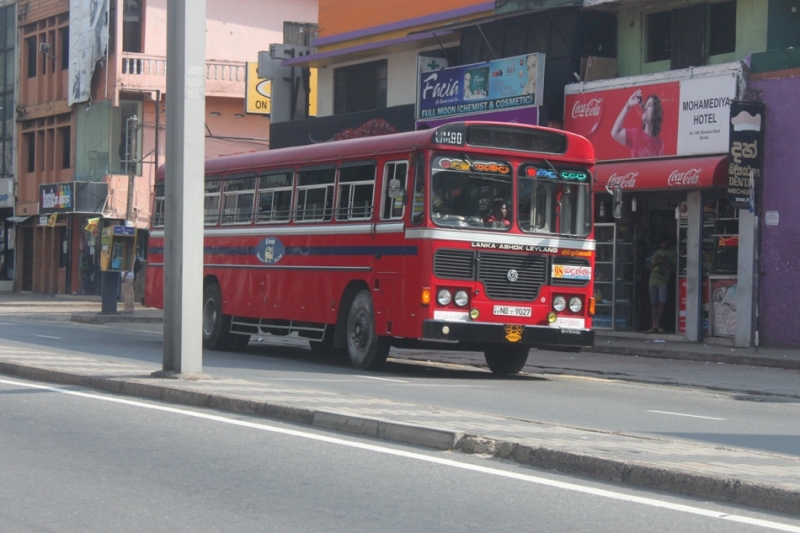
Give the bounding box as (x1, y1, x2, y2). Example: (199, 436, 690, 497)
(418, 54, 544, 120)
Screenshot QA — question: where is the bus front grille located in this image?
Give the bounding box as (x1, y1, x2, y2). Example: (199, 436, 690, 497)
(434, 249, 476, 280)
(478, 252, 547, 301)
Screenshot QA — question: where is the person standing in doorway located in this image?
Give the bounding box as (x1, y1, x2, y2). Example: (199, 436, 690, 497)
(647, 234, 676, 333)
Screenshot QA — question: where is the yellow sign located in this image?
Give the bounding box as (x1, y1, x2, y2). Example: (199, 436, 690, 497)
(245, 61, 317, 117)
(85, 217, 100, 233)
(246, 62, 272, 115)
(504, 324, 524, 343)
(47, 213, 58, 227)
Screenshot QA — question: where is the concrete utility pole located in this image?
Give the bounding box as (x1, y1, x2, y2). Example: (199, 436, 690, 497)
(162, 0, 206, 375)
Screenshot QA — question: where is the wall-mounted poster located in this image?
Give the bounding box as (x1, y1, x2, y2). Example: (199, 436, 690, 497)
(69, 0, 110, 106)
(565, 68, 739, 161)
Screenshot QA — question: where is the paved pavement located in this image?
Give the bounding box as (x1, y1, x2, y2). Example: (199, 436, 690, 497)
(1, 291, 800, 516)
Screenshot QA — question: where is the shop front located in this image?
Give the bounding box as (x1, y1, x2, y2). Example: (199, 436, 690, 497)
(593, 156, 742, 341)
(564, 63, 756, 346)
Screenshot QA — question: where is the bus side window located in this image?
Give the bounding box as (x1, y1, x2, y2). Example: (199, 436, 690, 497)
(204, 177, 222, 226)
(381, 161, 408, 220)
(296, 168, 335, 222)
(337, 163, 376, 221)
(153, 183, 165, 227)
(411, 152, 425, 225)
(256, 171, 294, 223)
(222, 173, 257, 225)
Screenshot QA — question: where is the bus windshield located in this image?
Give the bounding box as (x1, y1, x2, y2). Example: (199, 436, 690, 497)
(430, 155, 513, 231)
(517, 164, 592, 237)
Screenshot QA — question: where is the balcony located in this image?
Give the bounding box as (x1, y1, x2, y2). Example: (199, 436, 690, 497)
(118, 53, 246, 97)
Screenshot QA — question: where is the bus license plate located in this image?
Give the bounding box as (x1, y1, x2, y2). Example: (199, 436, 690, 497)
(493, 305, 531, 317)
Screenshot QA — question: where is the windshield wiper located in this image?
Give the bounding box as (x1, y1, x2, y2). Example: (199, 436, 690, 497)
(542, 158, 559, 176)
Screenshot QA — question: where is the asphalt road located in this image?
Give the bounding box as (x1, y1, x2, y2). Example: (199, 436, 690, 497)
(2, 315, 800, 458)
(2, 377, 798, 533)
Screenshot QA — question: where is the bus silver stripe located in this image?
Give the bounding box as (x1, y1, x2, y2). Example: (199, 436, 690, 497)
(150, 222, 404, 239)
(403, 228, 596, 251)
(151, 224, 595, 251)
(147, 263, 371, 272)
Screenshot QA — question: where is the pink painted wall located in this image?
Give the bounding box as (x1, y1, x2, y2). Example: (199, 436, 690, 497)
(143, 0, 318, 61)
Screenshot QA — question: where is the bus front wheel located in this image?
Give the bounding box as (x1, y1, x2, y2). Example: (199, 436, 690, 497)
(203, 283, 231, 350)
(346, 290, 390, 370)
(484, 345, 529, 375)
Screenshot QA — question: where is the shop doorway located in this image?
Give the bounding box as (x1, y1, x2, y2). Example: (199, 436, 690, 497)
(21, 227, 33, 291)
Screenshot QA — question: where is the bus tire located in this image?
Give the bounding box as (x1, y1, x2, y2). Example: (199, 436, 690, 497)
(484, 345, 529, 375)
(202, 283, 231, 350)
(346, 290, 390, 370)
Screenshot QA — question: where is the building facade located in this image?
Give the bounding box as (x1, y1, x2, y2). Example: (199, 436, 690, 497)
(276, 0, 799, 347)
(10, 0, 317, 295)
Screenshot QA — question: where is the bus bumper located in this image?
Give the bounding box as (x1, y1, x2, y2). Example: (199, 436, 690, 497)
(422, 320, 594, 348)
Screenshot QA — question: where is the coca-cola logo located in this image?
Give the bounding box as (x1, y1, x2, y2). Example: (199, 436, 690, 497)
(569, 96, 604, 136)
(667, 168, 702, 187)
(607, 172, 638, 189)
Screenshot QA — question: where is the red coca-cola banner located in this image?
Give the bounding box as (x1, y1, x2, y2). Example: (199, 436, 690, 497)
(595, 155, 728, 191)
(566, 82, 681, 161)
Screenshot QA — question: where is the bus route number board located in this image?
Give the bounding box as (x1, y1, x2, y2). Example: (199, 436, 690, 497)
(493, 305, 531, 317)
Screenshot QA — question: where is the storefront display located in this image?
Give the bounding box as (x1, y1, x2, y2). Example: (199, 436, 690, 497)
(594, 223, 636, 331)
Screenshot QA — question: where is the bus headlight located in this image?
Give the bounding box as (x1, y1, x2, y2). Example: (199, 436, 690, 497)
(454, 290, 469, 307)
(437, 289, 452, 306)
(569, 297, 583, 313)
(553, 296, 567, 312)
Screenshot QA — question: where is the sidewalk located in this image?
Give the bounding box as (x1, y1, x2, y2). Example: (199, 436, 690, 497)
(0, 342, 798, 516)
(2, 291, 799, 370)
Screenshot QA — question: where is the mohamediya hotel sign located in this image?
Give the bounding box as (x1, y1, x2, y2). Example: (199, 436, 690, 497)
(564, 63, 741, 161)
(417, 53, 545, 121)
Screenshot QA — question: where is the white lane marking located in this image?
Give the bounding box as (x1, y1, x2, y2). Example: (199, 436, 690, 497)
(1, 377, 797, 533)
(35, 335, 62, 340)
(647, 410, 726, 421)
(355, 375, 408, 383)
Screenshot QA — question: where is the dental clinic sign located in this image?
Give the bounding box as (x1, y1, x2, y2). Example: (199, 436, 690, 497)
(417, 54, 545, 120)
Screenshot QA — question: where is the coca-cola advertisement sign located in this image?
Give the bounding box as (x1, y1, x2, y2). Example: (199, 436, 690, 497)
(607, 172, 638, 189)
(565, 72, 738, 161)
(569, 97, 604, 136)
(667, 168, 702, 186)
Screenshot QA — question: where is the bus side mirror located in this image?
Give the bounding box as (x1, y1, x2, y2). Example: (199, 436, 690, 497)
(612, 187, 623, 219)
(388, 179, 403, 199)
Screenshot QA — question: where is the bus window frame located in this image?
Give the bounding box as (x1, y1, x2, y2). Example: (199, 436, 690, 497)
(295, 166, 336, 223)
(380, 159, 409, 221)
(410, 152, 426, 225)
(153, 182, 165, 227)
(517, 167, 592, 237)
(256, 169, 294, 224)
(336, 161, 377, 222)
(221, 172, 257, 226)
(204, 176, 223, 226)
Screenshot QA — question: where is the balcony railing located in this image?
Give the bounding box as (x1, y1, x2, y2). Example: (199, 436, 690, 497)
(120, 53, 246, 95)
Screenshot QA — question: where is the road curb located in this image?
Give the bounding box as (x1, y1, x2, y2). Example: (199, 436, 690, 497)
(588, 345, 800, 371)
(455, 436, 800, 515)
(70, 313, 163, 324)
(1, 360, 798, 516)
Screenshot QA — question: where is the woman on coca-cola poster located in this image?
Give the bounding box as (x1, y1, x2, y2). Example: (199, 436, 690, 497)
(611, 89, 664, 158)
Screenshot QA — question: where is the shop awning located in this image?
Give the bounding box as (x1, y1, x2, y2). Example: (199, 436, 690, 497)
(595, 155, 729, 192)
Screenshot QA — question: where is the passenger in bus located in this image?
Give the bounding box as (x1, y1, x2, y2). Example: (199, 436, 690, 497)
(485, 200, 511, 229)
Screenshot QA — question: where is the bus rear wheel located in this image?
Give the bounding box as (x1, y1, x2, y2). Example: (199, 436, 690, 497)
(202, 283, 231, 350)
(484, 345, 529, 375)
(346, 290, 390, 370)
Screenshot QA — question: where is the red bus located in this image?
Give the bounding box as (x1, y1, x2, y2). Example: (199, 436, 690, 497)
(145, 121, 596, 374)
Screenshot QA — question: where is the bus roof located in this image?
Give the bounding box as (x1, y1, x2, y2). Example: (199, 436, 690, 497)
(155, 121, 594, 180)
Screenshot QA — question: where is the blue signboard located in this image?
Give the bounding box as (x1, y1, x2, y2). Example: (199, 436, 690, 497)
(418, 53, 544, 120)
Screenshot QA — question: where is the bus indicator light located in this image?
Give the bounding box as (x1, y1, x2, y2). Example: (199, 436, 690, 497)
(421, 288, 431, 306)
